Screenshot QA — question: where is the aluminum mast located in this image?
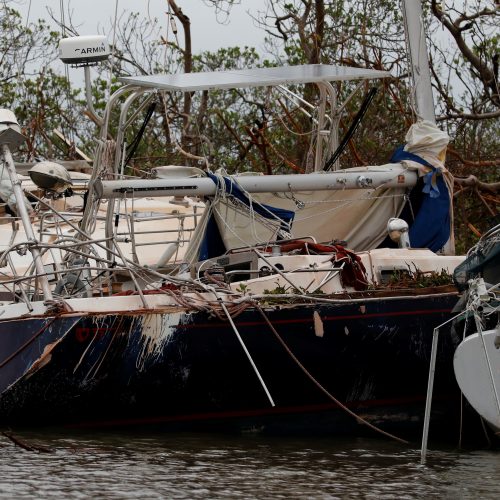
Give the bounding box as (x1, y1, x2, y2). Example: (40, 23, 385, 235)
(402, 0, 436, 122)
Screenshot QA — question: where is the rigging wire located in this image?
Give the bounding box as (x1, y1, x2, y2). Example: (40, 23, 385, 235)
(108, 0, 120, 102)
(159, 0, 177, 168)
(24, 0, 32, 28)
(59, 0, 77, 155)
(59, 0, 66, 36)
(401, 3, 418, 122)
(124, 101, 158, 167)
(323, 88, 378, 171)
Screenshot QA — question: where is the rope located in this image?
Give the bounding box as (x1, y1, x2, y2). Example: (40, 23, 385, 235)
(253, 302, 409, 444)
(0, 316, 59, 369)
(480, 416, 492, 448)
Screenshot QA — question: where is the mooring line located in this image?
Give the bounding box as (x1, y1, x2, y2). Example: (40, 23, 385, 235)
(254, 303, 408, 445)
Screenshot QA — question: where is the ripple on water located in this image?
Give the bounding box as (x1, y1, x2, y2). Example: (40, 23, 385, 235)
(0, 432, 499, 499)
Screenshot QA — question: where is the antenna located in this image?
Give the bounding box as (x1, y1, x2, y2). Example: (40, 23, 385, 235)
(59, 35, 110, 67)
(59, 35, 110, 126)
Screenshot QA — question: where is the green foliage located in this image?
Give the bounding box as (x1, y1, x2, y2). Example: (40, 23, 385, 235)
(235, 283, 248, 294)
(384, 267, 454, 289)
(263, 283, 289, 295)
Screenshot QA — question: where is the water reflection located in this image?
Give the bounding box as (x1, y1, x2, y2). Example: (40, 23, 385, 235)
(0, 431, 498, 498)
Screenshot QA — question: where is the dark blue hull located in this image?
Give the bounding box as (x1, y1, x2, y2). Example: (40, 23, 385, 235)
(0, 290, 466, 440)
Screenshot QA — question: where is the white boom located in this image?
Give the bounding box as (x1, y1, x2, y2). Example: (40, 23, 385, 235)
(96, 165, 416, 199)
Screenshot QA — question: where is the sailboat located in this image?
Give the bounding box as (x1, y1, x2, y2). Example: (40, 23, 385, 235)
(453, 225, 500, 436)
(0, 1, 468, 439)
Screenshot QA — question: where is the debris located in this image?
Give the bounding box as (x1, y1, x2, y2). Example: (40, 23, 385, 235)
(313, 311, 324, 337)
(1, 431, 54, 453)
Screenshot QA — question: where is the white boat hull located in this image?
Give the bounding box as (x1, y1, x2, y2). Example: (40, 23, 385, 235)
(454, 328, 500, 433)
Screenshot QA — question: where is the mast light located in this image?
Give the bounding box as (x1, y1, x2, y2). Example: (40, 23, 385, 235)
(0, 109, 25, 150)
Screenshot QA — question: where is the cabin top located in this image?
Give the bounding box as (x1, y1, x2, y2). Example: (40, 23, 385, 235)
(119, 64, 390, 92)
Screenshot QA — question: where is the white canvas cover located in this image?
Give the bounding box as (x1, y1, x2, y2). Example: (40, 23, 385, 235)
(210, 165, 409, 252)
(401, 120, 455, 254)
(404, 120, 449, 159)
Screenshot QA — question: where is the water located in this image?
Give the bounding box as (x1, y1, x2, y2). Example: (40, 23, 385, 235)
(0, 430, 499, 499)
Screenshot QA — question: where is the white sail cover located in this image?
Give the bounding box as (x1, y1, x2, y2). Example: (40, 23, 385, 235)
(209, 164, 409, 252)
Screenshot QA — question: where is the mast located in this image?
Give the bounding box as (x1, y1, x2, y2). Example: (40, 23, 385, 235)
(401, 0, 436, 123)
(402, 2, 455, 255)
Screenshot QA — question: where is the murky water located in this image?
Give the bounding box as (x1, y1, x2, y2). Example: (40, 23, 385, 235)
(0, 430, 499, 499)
